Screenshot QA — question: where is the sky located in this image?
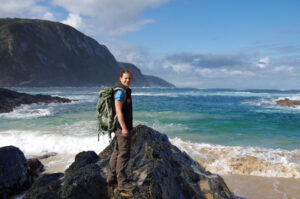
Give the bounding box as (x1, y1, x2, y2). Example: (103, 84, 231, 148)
(1, 0, 300, 89)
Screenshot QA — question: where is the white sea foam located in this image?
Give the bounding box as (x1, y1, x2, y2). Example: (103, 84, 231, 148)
(64, 95, 97, 103)
(133, 90, 296, 98)
(26, 91, 63, 95)
(243, 94, 300, 112)
(276, 94, 300, 101)
(0, 129, 110, 157)
(134, 120, 190, 134)
(133, 92, 179, 97)
(0, 120, 110, 157)
(202, 91, 274, 97)
(0, 104, 52, 119)
(170, 137, 300, 178)
(134, 111, 201, 120)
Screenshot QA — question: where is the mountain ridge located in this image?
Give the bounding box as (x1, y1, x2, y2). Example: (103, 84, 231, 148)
(0, 18, 174, 88)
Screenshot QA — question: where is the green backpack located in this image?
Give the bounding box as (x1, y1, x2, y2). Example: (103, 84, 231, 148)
(96, 87, 126, 140)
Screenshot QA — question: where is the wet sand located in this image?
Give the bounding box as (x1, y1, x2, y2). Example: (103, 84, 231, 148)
(40, 153, 74, 173)
(222, 174, 300, 199)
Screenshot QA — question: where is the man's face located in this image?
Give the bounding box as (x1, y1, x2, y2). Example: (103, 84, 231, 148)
(120, 73, 132, 88)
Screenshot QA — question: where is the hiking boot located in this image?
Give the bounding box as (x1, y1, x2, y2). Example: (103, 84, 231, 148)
(117, 182, 136, 191)
(106, 176, 117, 185)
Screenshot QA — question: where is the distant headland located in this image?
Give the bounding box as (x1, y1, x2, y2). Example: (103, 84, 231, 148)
(0, 18, 174, 88)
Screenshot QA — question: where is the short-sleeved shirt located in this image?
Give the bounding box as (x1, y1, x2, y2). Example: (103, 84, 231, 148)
(114, 90, 124, 102)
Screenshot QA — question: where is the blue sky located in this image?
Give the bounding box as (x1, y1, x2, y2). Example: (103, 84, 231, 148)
(1, 0, 300, 89)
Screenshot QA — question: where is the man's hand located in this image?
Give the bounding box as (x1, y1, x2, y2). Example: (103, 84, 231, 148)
(122, 129, 129, 137)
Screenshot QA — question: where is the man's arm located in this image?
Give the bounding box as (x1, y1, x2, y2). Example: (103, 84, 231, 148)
(115, 100, 129, 137)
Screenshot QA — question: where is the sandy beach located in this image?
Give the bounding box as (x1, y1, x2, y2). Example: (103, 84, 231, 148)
(222, 174, 300, 199)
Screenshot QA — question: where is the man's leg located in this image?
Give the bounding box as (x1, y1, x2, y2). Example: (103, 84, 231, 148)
(116, 130, 131, 187)
(107, 131, 119, 184)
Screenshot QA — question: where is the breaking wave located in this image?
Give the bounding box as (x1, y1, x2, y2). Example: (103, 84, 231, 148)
(170, 137, 300, 178)
(0, 120, 110, 156)
(0, 104, 52, 119)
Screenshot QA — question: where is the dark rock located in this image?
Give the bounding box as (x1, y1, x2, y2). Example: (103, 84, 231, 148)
(65, 151, 100, 173)
(0, 87, 71, 113)
(25, 125, 233, 199)
(100, 125, 233, 199)
(0, 146, 30, 198)
(60, 154, 107, 199)
(28, 159, 45, 179)
(276, 98, 300, 107)
(24, 152, 108, 199)
(23, 173, 64, 199)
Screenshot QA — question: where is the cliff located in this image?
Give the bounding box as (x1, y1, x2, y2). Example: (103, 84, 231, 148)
(0, 18, 173, 87)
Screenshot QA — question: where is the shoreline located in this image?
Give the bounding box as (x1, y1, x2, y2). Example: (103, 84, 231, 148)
(39, 153, 300, 199)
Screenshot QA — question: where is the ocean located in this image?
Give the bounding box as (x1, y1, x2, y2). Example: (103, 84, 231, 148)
(1, 87, 300, 198)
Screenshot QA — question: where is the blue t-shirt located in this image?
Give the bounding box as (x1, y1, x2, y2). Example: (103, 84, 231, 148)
(114, 90, 124, 102)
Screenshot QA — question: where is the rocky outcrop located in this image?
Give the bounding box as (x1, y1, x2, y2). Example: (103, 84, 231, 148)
(276, 98, 300, 107)
(0, 87, 71, 113)
(24, 125, 233, 199)
(28, 159, 45, 179)
(0, 146, 44, 198)
(0, 18, 174, 87)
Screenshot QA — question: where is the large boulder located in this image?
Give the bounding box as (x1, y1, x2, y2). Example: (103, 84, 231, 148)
(100, 125, 233, 199)
(0, 88, 71, 113)
(23, 152, 108, 199)
(0, 146, 44, 198)
(24, 125, 233, 199)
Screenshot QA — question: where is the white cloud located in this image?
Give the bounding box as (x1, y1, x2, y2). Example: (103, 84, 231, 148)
(0, 0, 34, 16)
(273, 65, 294, 72)
(257, 56, 270, 68)
(42, 12, 56, 21)
(0, 0, 168, 36)
(52, 0, 169, 36)
(195, 68, 255, 78)
(228, 70, 255, 77)
(61, 13, 82, 29)
(111, 19, 154, 36)
(163, 62, 192, 73)
(51, 0, 168, 18)
(195, 68, 213, 76)
(106, 41, 152, 71)
(0, 0, 56, 20)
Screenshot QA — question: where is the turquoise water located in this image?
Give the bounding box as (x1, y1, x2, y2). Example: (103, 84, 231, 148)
(1, 87, 300, 178)
(134, 88, 300, 150)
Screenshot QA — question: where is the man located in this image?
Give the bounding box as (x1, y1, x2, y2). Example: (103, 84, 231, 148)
(107, 70, 135, 191)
